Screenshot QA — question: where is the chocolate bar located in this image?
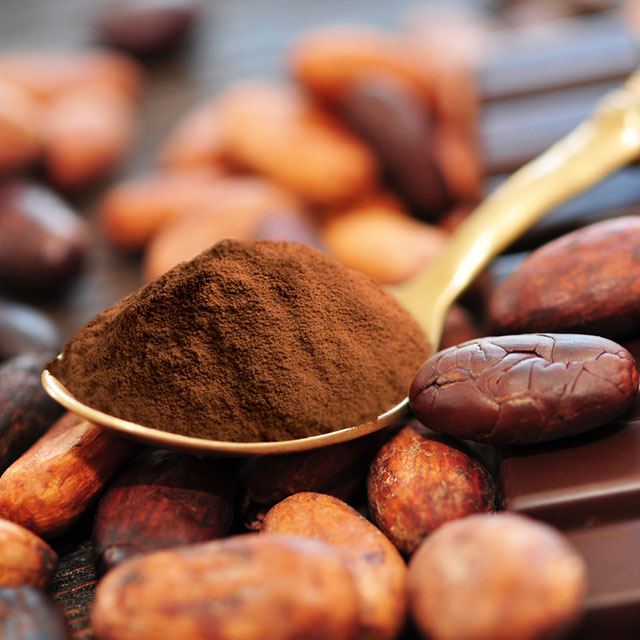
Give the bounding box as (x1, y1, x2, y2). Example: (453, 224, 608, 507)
(479, 11, 640, 101)
(499, 413, 640, 530)
(567, 520, 640, 639)
(487, 167, 640, 252)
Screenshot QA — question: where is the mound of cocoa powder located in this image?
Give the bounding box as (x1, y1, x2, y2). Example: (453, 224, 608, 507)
(52, 240, 428, 442)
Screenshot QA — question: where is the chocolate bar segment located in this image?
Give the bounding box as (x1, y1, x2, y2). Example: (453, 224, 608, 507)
(499, 400, 640, 529)
(567, 519, 640, 639)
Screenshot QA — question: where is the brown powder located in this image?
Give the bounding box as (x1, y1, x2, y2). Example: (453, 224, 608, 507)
(52, 240, 428, 442)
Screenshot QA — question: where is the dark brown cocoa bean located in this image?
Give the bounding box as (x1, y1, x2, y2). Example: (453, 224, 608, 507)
(240, 428, 394, 530)
(96, 0, 198, 58)
(0, 353, 64, 473)
(410, 333, 639, 444)
(0, 300, 61, 361)
(94, 450, 235, 573)
(0, 586, 69, 640)
(489, 216, 640, 337)
(340, 78, 451, 220)
(0, 182, 89, 295)
(367, 424, 495, 556)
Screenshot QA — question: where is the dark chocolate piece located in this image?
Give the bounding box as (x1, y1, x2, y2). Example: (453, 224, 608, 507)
(480, 11, 639, 101)
(480, 79, 620, 174)
(567, 519, 640, 639)
(499, 398, 640, 529)
(489, 168, 640, 252)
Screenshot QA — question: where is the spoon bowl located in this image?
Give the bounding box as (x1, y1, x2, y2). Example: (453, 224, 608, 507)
(42, 68, 640, 455)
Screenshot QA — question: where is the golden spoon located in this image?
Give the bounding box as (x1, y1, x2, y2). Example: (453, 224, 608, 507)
(42, 70, 640, 455)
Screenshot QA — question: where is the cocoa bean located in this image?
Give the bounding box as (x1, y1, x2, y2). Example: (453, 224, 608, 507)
(0, 50, 143, 102)
(240, 428, 392, 530)
(43, 86, 136, 191)
(0, 353, 63, 473)
(0, 412, 138, 539)
(0, 182, 89, 295)
(408, 513, 586, 640)
(341, 78, 451, 220)
(489, 216, 640, 337)
(92, 534, 360, 640)
(0, 586, 69, 640)
(410, 334, 639, 444)
(262, 492, 407, 640)
(0, 300, 61, 362)
(367, 424, 495, 555)
(96, 0, 198, 58)
(94, 449, 235, 573)
(0, 518, 57, 588)
(216, 81, 378, 206)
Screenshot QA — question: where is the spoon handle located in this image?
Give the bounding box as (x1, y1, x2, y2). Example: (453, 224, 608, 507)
(395, 69, 640, 348)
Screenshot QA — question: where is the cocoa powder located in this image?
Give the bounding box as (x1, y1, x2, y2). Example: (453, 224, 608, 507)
(52, 240, 427, 442)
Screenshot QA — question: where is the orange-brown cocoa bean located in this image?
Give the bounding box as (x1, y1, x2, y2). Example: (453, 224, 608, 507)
(289, 26, 434, 104)
(157, 98, 228, 170)
(92, 534, 360, 640)
(408, 513, 586, 640)
(43, 85, 136, 190)
(99, 168, 223, 249)
(0, 80, 42, 173)
(262, 492, 407, 640)
(0, 412, 139, 539)
(0, 50, 143, 103)
(367, 424, 495, 555)
(0, 518, 57, 588)
(321, 196, 449, 284)
(216, 81, 378, 206)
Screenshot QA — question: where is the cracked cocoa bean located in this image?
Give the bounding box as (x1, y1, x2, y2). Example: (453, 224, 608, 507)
(0, 352, 63, 474)
(410, 333, 638, 444)
(262, 492, 407, 640)
(0, 586, 69, 640)
(94, 450, 235, 573)
(489, 216, 640, 337)
(0, 518, 57, 588)
(367, 423, 495, 556)
(92, 534, 360, 640)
